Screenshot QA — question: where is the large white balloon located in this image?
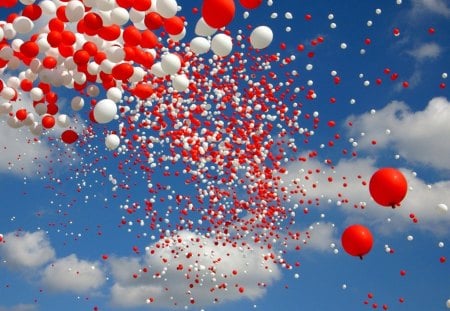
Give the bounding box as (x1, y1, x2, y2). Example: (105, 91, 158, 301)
(250, 26, 273, 49)
(211, 33, 233, 57)
(190, 37, 211, 55)
(150, 62, 165, 78)
(105, 133, 120, 150)
(12, 17, 34, 34)
(161, 53, 181, 75)
(155, 0, 178, 18)
(93, 99, 117, 124)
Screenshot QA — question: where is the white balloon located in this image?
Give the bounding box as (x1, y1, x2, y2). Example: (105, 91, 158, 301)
(93, 99, 117, 123)
(169, 27, 186, 42)
(34, 103, 47, 115)
(161, 53, 181, 75)
(110, 7, 129, 25)
(195, 18, 216, 36)
(105, 133, 120, 150)
(155, 0, 178, 18)
(12, 17, 34, 34)
(23, 113, 35, 126)
(7, 117, 23, 128)
(40, 0, 57, 15)
(172, 74, 189, 92)
(0, 102, 13, 114)
(71, 96, 85, 111)
(2, 23, 17, 40)
(211, 33, 233, 57)
(96, 0, 116, 11)
(66, 0, 85, 22)
(129, 66, 145, 83)
(29, 122, 43, 136)
(129, 8, 145, 24)
(150, 62, 165, 78)
(87, 85, 100, 97)
(57, 114, 71, 128)
(19, 0, 35, 4)
(107, 87, 123, 103)
(190, 37, 210, 55)
(447, 299, 450, 309)
(0, 28, 4, 42)
(250, 26, 273, 49)
(438, 203, 448, 213)
(1, 87, 16, 100)
(106, 46, 125, 63)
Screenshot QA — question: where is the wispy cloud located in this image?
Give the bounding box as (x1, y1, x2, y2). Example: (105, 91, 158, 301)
(411, 0, 450, 16)
(407, 42, 442, 61)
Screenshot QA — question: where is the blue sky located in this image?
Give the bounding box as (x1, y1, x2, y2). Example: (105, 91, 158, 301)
(0, 0, 449, 310)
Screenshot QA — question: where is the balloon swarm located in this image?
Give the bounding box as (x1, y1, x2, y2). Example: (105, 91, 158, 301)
(0, 0, 448, 310)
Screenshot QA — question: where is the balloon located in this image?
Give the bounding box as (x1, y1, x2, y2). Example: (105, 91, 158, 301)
(341, 224, 374, 259)
(437, 203, 448, 213)
(105, 133, 120, 150)
(190, 37, 211, 55)
(164, 16, 184, 35)
(20, 41, 40, 58)
(56, 114, 70, 128)
(1, 0, 17, 8)
(93, 99, 117, 124)
(239, 0, 263, 9)
(110, 7, 130, 25)
(195, 17, 217, 36)
(202, 0, 235, 29)
(250, 26, 273, 49)
(15, 108, 28, 121)
(172, 74, 189, 92)
(61, 130, 78, 144)
(132, 0, 151, 11)
(446, 299, 450, 308)
(22, 4, 43, 20)
(161, 53, 181, 75)
(41, 115, 55, 129)
(155, 0, 178, 18)
(71, 96, 85, 111)
(123, 26, 142, 46)
(65, 0, 85, 22)
(112, 63, 134, 81)
(369, 168, 408, 208)
(144, 12, 164, 30)
(13, 16, 34, 34)
(211, 33, 233, 57)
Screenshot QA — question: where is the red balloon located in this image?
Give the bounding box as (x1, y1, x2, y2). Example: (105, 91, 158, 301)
(1, 0, 17, 8)
(41, 115, 55, 129)
(239, 0, 263, 9)
(144, 12, 164, 30)
(369, 168, 407, 208)
(61, 130, 79, 144)
(22, 4, 43, 20)
(341, 224, 374, 259)
(123, 26, 142, 46)
(202, 0, 235, 29)
(20, 41, 40, 58)
(112, 63, 134, 81)
(15, 109, 28, 121)
(164, 16, 184, 35)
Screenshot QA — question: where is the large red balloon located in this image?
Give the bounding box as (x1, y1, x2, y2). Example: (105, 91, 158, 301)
(369, 168, 407, 208)
(341, 224, 374, 259)
(202, 0, 235, 29)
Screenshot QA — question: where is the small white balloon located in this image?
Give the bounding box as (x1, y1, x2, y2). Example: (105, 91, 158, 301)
(57, 114, 70, 128)
(105, 134, 120, 150)
(250, 26, 273, 49)
(107, 87, 123, 103)
(71, 96, 85, 111)
(446, 299, 450, 308)
(93, 99, 117, 124)
(437, 203, 448, 213)
(172, 74, 189, 92)
(211, 33, 233, 57)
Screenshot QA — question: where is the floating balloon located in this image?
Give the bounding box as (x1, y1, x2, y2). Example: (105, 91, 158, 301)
(41, 114, 55, 129)
(341, 224, 374, 259)
(250, 26, 273, 49)
(172, 74, 189, 92)
(211, 33, 233, 57)
(61, 130, 78, 144)
(239, 0, 263, 9)
(437, 203, 448, 213)
(105, 133, 120, 150)
(156, 0, 178, 18)
(93, 99, 117, 124)
(369, 168, 408, 208)
(161, 53, 181, 75)
(195, 17, 217, 36)
(202, 0, 235, 29)
(190, 37, 211, 55)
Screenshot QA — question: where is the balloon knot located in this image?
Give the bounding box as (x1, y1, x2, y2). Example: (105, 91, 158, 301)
(359, 255, 363, 260)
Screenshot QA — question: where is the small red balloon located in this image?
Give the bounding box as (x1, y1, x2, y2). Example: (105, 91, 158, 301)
(61, 130, 79, 144)
(41, 115, 55, 129)
(341, 224, 374, 259)
(369, 168, 407, 208)
(239, 0, 262, 9)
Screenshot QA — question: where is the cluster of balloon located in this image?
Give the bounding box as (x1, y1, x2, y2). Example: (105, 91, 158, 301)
(341, 224, 374, 260)
(369, 168, 408, 208)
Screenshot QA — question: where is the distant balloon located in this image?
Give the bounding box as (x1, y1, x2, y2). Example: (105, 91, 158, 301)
(105, 134, 120, 150)
(239, 0, 263, 9)
(369, 168, 407, 208)
(341, 224, 374, 259)
(447, 299, 450, 309)
(437, 203, 448, 213)
(61, 130, 79, 144)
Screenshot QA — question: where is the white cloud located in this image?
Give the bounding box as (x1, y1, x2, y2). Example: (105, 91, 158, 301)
(110, 230, 281, 309)
(282, 156, 450, 236)
(41, 254, 106, 294)
(0, 304, 37, 311)
(0, 231, 55, 268)
(407, 43, 442, 61)
(346, 97, 450, 171)
(302, 222, 337, 252)
(412, 0, 450, 16)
